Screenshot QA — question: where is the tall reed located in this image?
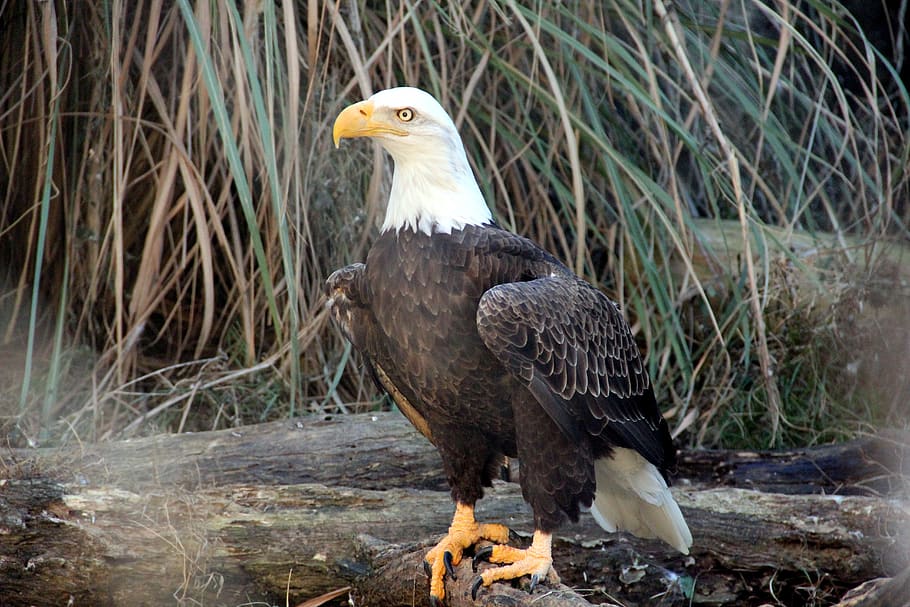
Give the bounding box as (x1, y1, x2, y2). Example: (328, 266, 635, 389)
(0, 0, 906, 447)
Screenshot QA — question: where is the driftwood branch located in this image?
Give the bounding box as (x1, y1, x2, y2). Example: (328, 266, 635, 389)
(1, 412, 908, 607)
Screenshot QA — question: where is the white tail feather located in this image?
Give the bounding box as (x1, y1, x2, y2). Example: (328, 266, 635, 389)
(590, 448, 693, 554)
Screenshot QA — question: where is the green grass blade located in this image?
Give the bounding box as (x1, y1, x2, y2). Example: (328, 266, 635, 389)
(18, 87, 60, 419)
(223, 0, 300, 416)
(176, 0, 284, 341)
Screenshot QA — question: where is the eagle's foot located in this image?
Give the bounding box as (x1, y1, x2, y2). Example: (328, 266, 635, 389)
(470, 531, 558, 599)
(424, 502, 510, 603)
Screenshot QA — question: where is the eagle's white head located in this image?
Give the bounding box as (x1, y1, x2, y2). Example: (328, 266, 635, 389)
(333, 87, 492, 235)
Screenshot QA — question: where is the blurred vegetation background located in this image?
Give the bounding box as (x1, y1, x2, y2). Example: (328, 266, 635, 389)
(0, 0, 907, 450)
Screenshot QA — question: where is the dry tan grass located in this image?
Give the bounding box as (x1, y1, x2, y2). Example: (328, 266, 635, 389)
(0, 1, 907, 448)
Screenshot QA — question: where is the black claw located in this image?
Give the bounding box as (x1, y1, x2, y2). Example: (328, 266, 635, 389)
(423, 560, 431, 578)
(472, 545, 494, 571)
(528, 573, 541, 593)
(470, 577, 484, 600)
(443, 551, 457, 579)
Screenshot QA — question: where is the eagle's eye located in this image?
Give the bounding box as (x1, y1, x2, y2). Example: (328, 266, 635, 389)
(396, 108, 415, 122)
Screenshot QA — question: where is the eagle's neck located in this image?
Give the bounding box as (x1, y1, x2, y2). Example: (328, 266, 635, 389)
(380, 138, 492, 236)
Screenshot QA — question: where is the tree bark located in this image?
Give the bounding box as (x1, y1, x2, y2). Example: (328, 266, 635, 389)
(15, 412, 907, 495)
(1, 412, 907, 607)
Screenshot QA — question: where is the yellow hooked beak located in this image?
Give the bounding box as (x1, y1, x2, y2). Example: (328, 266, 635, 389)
(332, 99, 409, 148)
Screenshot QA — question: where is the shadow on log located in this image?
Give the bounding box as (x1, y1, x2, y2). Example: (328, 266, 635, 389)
(1, 412, 908, 606)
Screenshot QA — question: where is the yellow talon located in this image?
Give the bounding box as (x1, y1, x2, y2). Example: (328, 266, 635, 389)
(471, 531, 559, 598)
(424, 503, 511, 602)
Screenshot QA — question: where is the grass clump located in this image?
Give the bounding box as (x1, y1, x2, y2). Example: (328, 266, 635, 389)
(0, 0, 907, 449)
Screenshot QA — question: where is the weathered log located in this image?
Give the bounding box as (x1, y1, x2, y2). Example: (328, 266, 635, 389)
(17, 414, 448, 492)
(2, 476, 907, 607)
(676, 432, 910, 496)
(1, 412, 908, 606)
(12, 412, 907, 496)
(0, 476, 633, 606)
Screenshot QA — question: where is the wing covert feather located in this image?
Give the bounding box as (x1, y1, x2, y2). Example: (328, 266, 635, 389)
(477, 276, 670, 467)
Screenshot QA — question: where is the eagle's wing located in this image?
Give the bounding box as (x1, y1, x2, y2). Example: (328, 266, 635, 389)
(476, 275, 671, 469)
(326, 262, 435, 443)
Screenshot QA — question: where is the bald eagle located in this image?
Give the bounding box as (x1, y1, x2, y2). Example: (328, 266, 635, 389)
(328, 87, 692, 603)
